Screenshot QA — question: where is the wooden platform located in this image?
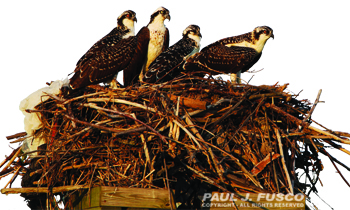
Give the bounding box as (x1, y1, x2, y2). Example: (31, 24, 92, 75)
(71, 186, 174, 210)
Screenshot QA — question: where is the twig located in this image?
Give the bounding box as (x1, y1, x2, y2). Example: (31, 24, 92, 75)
(302, 89, 322, 125)
(83, 103, 167, 144)
(309, 126, 350, 144)
(6, 132, 27, 140)
(173, 119, 202, 150)
(87, 98, 158, 113)
(320, 148, 350, 187)
(163, 158, 174, 210)
(275, 128, 294, 194)
(1, 147, 21, 171)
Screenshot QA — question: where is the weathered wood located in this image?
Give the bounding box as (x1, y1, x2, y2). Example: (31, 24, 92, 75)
(1, 185, 89, 194)
(168, 94, 207, 110)
(6, 132, 27, 140)
(72, 186, 173, 209)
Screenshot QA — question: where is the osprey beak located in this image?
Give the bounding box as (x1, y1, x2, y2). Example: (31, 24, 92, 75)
(133, 17, 137, 23)
(271, 33, 274, 39)
(166, 14, 171, 21)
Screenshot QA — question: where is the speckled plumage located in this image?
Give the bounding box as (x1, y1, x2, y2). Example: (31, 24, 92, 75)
(144, 25, 201, 83)
(184, 26, 274, 79)
(131, 7, 170, 85)
(69, 10, 137, 89)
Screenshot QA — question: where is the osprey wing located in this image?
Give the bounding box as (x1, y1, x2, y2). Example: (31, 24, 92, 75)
(123, 27, 150, 86)
(70, 36, 136, 89)
(145, 38, 197, 83)
(185, 45, 259, 75)
(76, 27, 125, 67)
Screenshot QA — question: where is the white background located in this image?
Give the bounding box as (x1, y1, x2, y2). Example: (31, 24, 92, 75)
(1, 1, 349, 209)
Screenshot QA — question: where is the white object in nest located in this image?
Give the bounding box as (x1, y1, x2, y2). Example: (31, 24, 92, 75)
(19, 79, 69, 156)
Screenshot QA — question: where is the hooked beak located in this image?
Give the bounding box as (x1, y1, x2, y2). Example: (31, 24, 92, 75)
(165, 14, 171, 21)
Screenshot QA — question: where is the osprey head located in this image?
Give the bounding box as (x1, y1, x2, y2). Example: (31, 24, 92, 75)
(183, 25, 202, 38)
(117, 10, 137, 29)
(253, 26, 274, 41)
(150, 7, 171, 23)
(183, 24, 202, 47)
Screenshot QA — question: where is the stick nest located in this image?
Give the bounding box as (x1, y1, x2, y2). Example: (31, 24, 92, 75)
(3, 76, 350, 209)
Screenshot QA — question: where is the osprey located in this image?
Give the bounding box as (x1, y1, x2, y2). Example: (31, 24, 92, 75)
(124, 7, 170, 86)
(69, 10, 137, 89)
(184, 26, 274, 83)
(144, 25, 202, 83)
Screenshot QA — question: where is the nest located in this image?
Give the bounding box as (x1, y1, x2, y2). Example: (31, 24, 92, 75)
(2, 76, 350, 209)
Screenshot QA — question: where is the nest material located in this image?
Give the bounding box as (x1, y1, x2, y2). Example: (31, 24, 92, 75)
(2, 76, 350, 209)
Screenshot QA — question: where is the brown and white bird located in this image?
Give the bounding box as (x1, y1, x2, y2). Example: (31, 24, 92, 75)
(144, 25, 202, 83)
(69, 10, 137, 89)
(184, 26, 274, 83)
(123, 7, 170, 86)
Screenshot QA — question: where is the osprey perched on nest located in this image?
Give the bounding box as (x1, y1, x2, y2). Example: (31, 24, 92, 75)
(124, 7, 170, 86)
(144, 24, 202, 83)
(69, 10, 137, 89)
(184, 26, 274, 83)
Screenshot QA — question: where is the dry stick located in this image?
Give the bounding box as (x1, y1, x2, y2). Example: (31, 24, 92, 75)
(180, 98, 231, 119)
(3, 166, 22, 189)
(322, 139, 350, 156)
(320, 148, 350, 187)
(182, 162, 228, 192)
(0, 147, 21, 170)
(6, 132, 27, 140)
(134, 113, 151, 167)
(224, 99, 265, 148)
(206, 96, 245, 130)
(302, 89, 322, 125)
(83, 103, 167, 144)
(42, 91, 65, 102)
(194, 136, 262, 189)
(266, 103, 350, 144)
(264, 110, 280, 192)
(319, 149, 350, 171)
(275, 128, 294, 194)
(63, 113, 146, 136)
(163, 158, 174, 210)
(62, 91, 106, 105)
(308, 126, 350, 144)
(1, 147, 21, 172)
(173, 119, 202, 150)
(208, 147, 225, 182)
(87, 98, 157, 113)
(265, 103, 310, 128)
(248, 92, 287, 100)
(186, 116, 224, 182)
(1, 185, 90, 195)
(307, 137, 320, 153)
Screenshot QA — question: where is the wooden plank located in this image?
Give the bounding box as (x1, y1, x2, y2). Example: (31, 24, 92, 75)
(90, 186, 102, 208)
(99, 186, 171, 209)
(72, 186, 172, 209)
